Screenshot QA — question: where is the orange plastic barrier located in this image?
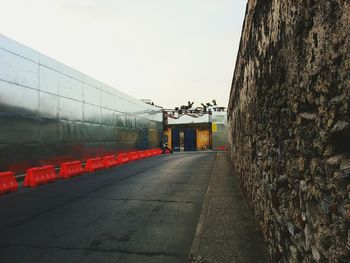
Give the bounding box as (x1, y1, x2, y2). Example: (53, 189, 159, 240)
(0, 171, 18, 194)
(24, 165, 58, 187)
(85, 158, 104, 172)
(117, 153, 129, 164)
(103, 155, 118, 168)
(59, 161, 84, 179)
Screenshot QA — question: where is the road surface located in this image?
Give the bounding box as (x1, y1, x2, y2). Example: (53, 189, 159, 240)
(0, 152, 216, 263)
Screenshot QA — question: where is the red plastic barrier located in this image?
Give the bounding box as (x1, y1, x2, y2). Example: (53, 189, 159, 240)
(114, 156, 121, 166)
(103, 155, 118, 168)
(156, 148, 162, 155)
(71, 161, 84, 175)
(117, 153, 129, 164)
(129, 152, 140, 161)
(145, 150, 152, 157)
(135, 151, 141, 160)
(85, 158, 104, 172)
(126, 152, 135, 162)
(42, 165, 58, 183)
(24, 165, 58, 187)
(215, 145, 227, 151)
(139, 151, 146, 159)
(59, 161, 84, 179)
(24, 167, 41, 187)
(0, 172, 18, 194)
(126, 152, 133, 162)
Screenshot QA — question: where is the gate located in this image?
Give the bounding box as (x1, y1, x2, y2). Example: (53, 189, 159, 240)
(184, 128, 197, 151)
(171, 128, 180, 152)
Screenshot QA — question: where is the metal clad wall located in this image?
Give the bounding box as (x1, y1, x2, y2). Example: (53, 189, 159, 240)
(212, 112, 228, 149)
(0, 34, 162, 173)
(212, 124, 228, 149)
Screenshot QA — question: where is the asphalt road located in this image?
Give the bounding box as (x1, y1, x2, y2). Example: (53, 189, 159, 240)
(0, 152, 216, 263)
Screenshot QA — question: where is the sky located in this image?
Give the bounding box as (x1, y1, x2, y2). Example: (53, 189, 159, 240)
(0, 0, 247, 109)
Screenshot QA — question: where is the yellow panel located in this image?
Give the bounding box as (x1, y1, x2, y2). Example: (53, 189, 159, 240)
(196, 129, 210, 150)
(212, 122, 217, 132)
(163, 128, 172, 149)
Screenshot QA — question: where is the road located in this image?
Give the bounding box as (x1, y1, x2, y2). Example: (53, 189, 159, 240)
(0, 152, 216, 263)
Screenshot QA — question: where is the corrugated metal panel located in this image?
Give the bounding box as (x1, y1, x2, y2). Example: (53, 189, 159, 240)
(0, 34, 163, 173)
(212, 124, 228, 149)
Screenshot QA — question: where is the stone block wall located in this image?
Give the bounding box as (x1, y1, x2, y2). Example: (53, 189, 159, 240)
(228, 0, 350, 261)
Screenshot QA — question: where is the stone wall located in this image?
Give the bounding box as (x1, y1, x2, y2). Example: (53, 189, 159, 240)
(228, 0, 350, 262)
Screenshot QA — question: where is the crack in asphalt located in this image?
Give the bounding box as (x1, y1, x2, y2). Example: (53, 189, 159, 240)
(108, 198, 197, 204)
(0, 243, 182, 259)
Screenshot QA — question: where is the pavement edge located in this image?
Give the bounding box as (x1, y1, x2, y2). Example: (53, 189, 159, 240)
(188, 152, 219, 262)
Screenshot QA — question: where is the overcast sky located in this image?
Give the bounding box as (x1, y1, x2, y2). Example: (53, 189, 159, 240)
(0, 0, 247, 109)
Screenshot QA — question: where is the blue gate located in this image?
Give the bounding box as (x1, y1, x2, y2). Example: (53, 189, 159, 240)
(171, 128, 180, 152)
(184, 128, 197, 151)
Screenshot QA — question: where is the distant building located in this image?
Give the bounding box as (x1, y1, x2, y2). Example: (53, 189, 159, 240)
(163, 106, 228, 151)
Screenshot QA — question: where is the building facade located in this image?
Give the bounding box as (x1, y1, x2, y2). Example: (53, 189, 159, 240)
(164, 108, 228, 151)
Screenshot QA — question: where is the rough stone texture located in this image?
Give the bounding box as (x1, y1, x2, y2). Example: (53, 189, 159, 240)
(228, 1, 350, 262)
